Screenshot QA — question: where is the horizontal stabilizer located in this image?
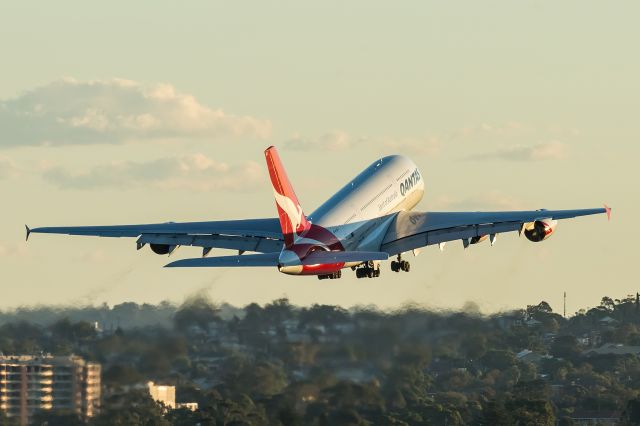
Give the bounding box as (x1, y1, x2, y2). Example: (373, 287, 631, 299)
(165, 250, 389, 268)
(300, 251, 388, 265)
(165, 252, 280, 268)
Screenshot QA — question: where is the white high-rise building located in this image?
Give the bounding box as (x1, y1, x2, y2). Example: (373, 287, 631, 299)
(0, 355, 100, 425)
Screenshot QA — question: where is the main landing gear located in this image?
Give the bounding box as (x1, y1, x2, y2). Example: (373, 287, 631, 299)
(354, 261, 381, 279)
(391, 255, 410, 273)
(317, 270, 342, 280)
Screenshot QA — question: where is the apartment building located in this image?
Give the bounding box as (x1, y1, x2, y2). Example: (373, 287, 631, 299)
(0, 355, 100, 425)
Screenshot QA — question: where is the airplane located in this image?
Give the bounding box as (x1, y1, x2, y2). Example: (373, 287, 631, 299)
(26, 146, 611, 280)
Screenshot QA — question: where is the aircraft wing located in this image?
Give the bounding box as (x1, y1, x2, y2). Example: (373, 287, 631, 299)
(380, 207, 610, 255)
(27, 218, 284, 254)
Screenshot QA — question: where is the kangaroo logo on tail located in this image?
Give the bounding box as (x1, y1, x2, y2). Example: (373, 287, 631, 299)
(264, 146, 311, 247)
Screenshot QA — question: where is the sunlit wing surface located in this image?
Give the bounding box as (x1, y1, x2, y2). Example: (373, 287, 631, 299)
(381, 208, 607, 255)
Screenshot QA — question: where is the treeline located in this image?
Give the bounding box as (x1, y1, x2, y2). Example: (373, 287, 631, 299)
(3, 295, 640, 424)
(0, 299, 244, 330)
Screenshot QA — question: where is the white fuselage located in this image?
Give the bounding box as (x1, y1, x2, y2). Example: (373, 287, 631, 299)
(307, 155, 425, 252)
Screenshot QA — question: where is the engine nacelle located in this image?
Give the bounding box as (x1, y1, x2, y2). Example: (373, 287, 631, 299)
(150, 243, 175, 255)
(523, 219, 558, 242)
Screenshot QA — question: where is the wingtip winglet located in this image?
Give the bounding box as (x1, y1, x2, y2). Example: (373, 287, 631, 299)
(604, 204, 612, 221)
(25, 225, 31, 242)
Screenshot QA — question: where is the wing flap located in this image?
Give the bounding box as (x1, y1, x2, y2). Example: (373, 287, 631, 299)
(137, 233, 282, 253)
(381, 208, 608, 255)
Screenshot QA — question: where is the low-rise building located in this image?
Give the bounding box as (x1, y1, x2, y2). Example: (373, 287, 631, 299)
(583, 343, 640, 357)
(147, 381, 175, 409)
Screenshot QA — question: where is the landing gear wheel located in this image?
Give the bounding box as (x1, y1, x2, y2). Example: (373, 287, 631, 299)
(400, 260, 410, 272)
(391, 261, 400, 272)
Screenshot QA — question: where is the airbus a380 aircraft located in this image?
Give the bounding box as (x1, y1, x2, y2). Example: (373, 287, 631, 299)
(27, 146, 611, 280)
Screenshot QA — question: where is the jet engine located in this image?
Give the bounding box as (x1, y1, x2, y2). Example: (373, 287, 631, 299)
(150, 243, 176, 255)
(523, 219, 558, 242)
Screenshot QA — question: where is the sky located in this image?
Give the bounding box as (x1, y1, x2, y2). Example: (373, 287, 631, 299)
(0, 1, 638, 314)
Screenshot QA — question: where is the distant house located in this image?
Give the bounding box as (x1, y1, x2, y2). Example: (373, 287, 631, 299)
(516, 349, 552, 366)
(525, 318, 542, 328)
(334, 366, 378, 384)
(583, 343, 640, 357)
(598, 316, 618, 327)
(495, 314, 524, 330)
(576, 336, 590, 346)
(570, 410, 619, 425)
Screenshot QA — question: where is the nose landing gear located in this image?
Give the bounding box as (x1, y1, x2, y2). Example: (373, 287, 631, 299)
(391, 255, 410, 272)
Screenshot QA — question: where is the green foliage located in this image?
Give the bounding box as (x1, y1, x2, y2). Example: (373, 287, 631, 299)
(4, 294, 640, 424)
(173, 295, 221, 333)
(481, 350, 516, 371)
(551, 335, 581, 360)
(91, 390, 170, 426)
(31, 410, 84, 426)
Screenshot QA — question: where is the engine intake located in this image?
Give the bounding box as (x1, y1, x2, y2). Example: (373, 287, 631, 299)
(150, 243, 175, 255)
(524, 219, 558, 242)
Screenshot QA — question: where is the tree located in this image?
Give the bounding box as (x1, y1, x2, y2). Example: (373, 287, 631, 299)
(31, 410, 84, 426)
(173, 296, 220, 333)
(0, 410, 18, 426)
(513, 380, 551, 401)
(601, 296, 616, 312)
(481, 350, 516, 371)
(198, 394, 268, 426)
(621, 398, 640, 425)
(90, 390, 170, 426)
(550, 335, 581, 360)
(527, 301, 553, 317)
(506, 399, 555, 426)
(476, 400, 511, 426)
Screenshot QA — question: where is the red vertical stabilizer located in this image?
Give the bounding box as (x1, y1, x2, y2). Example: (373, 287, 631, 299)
(264, 146, 311, 248)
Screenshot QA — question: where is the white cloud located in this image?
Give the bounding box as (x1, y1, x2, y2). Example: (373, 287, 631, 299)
(431, 190, 525, 211)
(0, 242, 29, 258)
(284, 131, 440, 157)
(381, 136, 440, 157)
(285, 130, 354, 151)
(0, 156, 19, 179)
(469, 141, 568, 162)
(0, 78, 272, 147)
(42, 154, 264, 192)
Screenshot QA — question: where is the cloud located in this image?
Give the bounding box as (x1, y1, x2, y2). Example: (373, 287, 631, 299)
(42, 154, 264, 191)
(0, 156, 19, 179)
(381, 137, 440, 157)
(468, 141, 568, 162)
(0, 242, 29, 258)
(453, 122, 525, 140)
(0, 78, 272, 147)
(431, 190, 525, 211)
(285, 130, 354, 151)
(284, 131, 440, 156)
